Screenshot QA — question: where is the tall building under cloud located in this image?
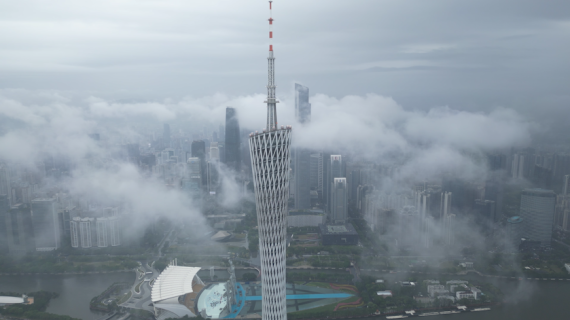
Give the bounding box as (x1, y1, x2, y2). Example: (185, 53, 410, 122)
(293, 84, 312, 210)
(225, 107, 241, 172)
(31, 198, 60, 251)
(331, 178, 348, 223)
(520, 188, 556, 247)
(248, 2, 292, 319)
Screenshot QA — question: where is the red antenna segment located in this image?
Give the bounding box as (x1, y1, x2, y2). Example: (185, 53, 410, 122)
(269, 1, 273, 51)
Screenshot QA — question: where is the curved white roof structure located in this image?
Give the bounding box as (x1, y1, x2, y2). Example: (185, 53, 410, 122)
(151, 265, 202, 303)
(0, 296, 25, 304)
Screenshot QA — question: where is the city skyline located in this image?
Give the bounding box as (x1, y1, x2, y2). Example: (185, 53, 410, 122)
(0, 1, 570, 319)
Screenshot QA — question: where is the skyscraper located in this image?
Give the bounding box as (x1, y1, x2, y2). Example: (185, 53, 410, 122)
(186, 157, 202, 196)
(440, 191, 452, 218)
(294, 83, 311, 124)
(210, 142, 220, 161)
(0, 166, 11, 207)
(520, 188, 556, 246)
(328, 155, 343, 213)
(5, 203, 34, 254)
(225, 107, 241, 172)
(191, 140, 207, 190)
(443, 214, 456, 246)
(331, 178, 348, 223)
(248, 3, 292, 319)
(293, 84, 311, 210)
(0, 194, 9, 253)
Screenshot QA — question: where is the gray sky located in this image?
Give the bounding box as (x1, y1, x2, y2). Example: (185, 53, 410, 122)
(0, 0, 569, 142)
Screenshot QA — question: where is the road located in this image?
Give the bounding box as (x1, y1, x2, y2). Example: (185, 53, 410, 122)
(119, 227, 172, 312)
(120, 260, 158, 312)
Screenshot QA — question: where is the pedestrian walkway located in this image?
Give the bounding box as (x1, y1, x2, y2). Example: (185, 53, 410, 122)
(244, 293, 353, 301)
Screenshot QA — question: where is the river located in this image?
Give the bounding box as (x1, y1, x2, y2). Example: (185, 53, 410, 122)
(1, 272, 570, 320)
(0, 272, 134, 320)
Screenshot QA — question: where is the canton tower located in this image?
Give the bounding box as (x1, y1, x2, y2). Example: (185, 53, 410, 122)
(248, 2, 291, 319)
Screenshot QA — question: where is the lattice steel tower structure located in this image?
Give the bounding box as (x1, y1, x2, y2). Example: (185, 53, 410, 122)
(248, 2, 291, 319)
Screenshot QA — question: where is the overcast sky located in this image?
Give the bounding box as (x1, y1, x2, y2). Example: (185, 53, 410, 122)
(0, 0, 569, 142)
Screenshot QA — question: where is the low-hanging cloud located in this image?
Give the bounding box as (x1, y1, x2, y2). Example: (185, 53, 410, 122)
(0, 90, 531, 180)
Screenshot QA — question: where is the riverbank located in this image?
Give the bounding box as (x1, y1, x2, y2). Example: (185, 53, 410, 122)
(0, 272, 134, 320)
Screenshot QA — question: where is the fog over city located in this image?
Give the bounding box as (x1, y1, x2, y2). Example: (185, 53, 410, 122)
(0, 1, 569, 320)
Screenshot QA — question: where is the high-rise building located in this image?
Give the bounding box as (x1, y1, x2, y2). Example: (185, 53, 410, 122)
(70, 216, 120, 249)
(206, 161, 219, 194)
(248, 3, 292, 318)
(0, 166, 11, 207)
(294, 149, 311, 210)
(191, 140, 206, 161)
(556, 176, 570, 231)
(440, 192, 452, 218)
(520, 188, 556, 246)
(96, 218, 109, 247)
(0, 194, 10, 253)
(293, 84, 311, 210)
(331, 178, 348, 223)
(294, 83, 311, 124)
(210, 142, 220, 160)
(31, 198, 60, 251)
(443, 213, 456, 246)
(328, 155, 343, 212)
(225, 107, 241, 172)
(349, 169, 361, 204)
(4, 203, 34, 254)
(563, 175, 570, 196)
(309, 153, 323, 195)
(191, 140, 207, 190)
(415, 191, 434, 248)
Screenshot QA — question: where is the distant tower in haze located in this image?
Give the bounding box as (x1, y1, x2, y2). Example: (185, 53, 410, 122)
(293, 84, 311, 210)
(248, 2, 292, 319)
(225, 107, 241, 172)
(163, 124, 171, 148)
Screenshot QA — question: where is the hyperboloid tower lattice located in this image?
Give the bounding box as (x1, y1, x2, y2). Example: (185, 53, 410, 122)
(248, 2, 291, 319)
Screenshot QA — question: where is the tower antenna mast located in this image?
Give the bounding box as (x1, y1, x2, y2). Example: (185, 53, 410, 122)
(265, 1, 278, 131)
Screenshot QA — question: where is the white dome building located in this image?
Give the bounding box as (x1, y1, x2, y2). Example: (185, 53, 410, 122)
(151, 265, 205, 320)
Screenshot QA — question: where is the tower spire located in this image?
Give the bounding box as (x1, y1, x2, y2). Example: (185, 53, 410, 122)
(265, 1, 278, 131)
